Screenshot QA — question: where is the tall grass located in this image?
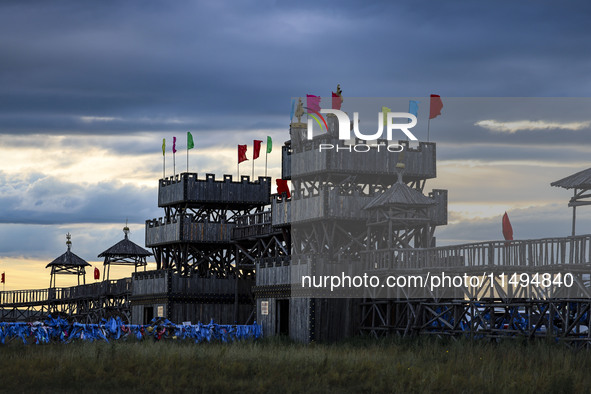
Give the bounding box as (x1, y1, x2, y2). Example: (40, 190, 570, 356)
(0, 336, 589, 393)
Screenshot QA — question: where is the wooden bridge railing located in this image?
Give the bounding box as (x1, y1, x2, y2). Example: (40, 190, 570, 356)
(0, 278, 132, 307)
(367, 234, 591, 271)
(232, 210, 275, 239)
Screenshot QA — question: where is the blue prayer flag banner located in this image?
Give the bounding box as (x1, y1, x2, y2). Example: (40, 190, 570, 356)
(0, 316, 262, 345)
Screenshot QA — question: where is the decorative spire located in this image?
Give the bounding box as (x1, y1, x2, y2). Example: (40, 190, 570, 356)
(66, 232, 72, 251)
(123, 219, 130, 239)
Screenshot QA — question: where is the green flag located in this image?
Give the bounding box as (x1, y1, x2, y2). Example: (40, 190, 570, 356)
(187, 132, 194, 150)
(162, 138, 166, 156)
(382, 106, 391, 126)
(266, 136, 272, 153)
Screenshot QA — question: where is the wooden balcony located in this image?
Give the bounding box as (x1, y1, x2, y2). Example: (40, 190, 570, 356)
(145, 215, 235, 246)
(158, 173, 271, 208)
(0, 278, 131, 308)
(365, 234, 591, 273)
(131, 270, 253, 297)
(232, 210, 279, 240)
(284, 140, 436, 181)
(271, 188, 447, 225)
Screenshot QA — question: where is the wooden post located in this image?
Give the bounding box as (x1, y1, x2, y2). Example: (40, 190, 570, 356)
(572, 188, 577, 237)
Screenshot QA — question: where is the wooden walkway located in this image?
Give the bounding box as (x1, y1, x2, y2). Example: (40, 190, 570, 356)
(367, 234, 591, 272)
(0, 278, 131, 322)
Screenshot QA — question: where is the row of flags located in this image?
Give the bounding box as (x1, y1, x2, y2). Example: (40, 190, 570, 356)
(296, 93, 444, 141)
(160, 133, 273, 165)
(161, 132, 195, 156)
(238, 137, 273, 178)
(237, 136, 272, 164)
(159, 132, 277, 180)
(295, 94, 444, 120)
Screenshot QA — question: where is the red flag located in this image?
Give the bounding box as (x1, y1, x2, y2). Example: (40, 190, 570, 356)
(429, 94, 443, 119)
(172, 136, 177, 153)
(94, 267, 100, 280)
(502, 212, 513, 241)
(1, 272, 4, 284)
(306, 94, 321, 113)
(253, 140, 263, 160)
(238, 145, 248, 163)
(332, 91, 342, 110)
(276, 179, 291, 198)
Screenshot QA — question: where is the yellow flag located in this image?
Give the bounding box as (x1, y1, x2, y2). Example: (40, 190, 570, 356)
(162, 139, 166, 156)
(382, 106, 391, 126)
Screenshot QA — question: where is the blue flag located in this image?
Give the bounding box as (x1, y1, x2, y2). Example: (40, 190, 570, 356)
(409, 100, 419, 118)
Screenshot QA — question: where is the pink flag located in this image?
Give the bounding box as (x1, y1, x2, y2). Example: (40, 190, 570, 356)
(306, 94, 321, 113)
(172, 136, 177, 154)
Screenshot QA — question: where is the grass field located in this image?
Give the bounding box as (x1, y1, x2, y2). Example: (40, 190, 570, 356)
(0, 336, 589, 393)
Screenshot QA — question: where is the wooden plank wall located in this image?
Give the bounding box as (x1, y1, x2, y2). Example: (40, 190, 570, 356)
(257, 297, 276, 336)
(290, 297, 310, 342)
(146, 218, 236, 246)
(428, 189, 448, 226)
(145, 219, 181, 247)
(289, 140, 436, 180)
(313, 298, 361, 342)
(158, 173, 271, 207)
(170, 303, 252, 325)
(271, 197, 291, 227)
(282, 145, 292, 180)
(132, 271, 168, 296)
(171, 275, 253, 295)
(256, 261, 290, 287)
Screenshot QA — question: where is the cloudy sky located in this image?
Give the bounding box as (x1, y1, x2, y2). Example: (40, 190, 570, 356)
(1, 0, 591, 290)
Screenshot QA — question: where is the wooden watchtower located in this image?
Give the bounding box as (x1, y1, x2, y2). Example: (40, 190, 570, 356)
(140, 172, 270, 324)
(98, 224, 152, 281)
(256, 96, 448, 342)
(46, 233, 90, 288)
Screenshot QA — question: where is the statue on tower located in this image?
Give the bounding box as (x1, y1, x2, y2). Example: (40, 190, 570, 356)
(294, 97, 305, 125)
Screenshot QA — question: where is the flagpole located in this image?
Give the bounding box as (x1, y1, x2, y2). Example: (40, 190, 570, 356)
(252, 152, 255, 180)
(173, 152, 176, 177)
(187, 146, 189, 173)
(265, 151, 268, 177)
(163, 154, 165, 179)
(427, 118, 431, 142)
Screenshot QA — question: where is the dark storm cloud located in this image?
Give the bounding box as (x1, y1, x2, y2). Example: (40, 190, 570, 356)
(0, 171, 160, 224)
(1, 1, 591, 137)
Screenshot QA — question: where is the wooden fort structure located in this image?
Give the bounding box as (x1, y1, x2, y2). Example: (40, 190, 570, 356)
(2, 95, 591, 345)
